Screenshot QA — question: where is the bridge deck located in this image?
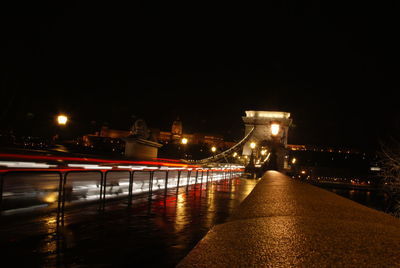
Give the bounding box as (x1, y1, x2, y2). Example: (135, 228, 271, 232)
(178, 171, 400, 267)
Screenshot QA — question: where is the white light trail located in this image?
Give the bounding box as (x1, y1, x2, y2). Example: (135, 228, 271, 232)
(0, 161, 56, 168)
(68, 164, 113, 169)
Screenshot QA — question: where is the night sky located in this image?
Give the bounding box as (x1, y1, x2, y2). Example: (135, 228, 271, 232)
(1, 1, 400, 151)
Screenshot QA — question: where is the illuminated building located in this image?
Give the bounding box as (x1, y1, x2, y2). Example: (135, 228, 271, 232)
(82, 117, 234, 150)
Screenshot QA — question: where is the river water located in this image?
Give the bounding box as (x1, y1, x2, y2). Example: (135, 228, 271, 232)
(317, 185, 391, 213)
(0, 177, 258, 267)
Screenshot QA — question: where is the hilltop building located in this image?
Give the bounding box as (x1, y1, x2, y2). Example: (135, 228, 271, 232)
(82, 117, 235, 151)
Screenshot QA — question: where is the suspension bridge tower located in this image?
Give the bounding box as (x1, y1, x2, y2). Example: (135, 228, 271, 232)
(242, 111, 292, 171)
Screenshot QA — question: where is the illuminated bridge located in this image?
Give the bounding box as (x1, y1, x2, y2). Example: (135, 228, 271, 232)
(193, 111, 292, 170)
(1, 111, 399, 267)
(1, 110, 291, 217)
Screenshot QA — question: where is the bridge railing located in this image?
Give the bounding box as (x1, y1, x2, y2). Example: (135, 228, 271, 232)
(0, 161, 243, 224)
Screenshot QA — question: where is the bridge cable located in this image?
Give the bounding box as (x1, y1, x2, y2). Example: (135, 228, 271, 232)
(192, 127, 255, 164)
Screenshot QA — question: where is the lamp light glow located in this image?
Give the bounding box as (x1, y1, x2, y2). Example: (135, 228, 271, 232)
(271, 123, 280, 136)
(57, 115, 68, 125)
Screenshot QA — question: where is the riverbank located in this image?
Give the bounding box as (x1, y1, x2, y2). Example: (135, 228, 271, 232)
(309, 181, 382, 191)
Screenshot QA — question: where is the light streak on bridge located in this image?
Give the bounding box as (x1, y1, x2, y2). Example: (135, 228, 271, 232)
(0, 153, 244, 218)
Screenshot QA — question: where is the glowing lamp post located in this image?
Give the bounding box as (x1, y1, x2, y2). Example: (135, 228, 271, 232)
(246, 142, 256, 177)
(250, 142, 256, 150)
(250, 142, 256, 161)
(57, 115, 68, 125)
(211, 146, 217, 153)
(180, 138, 188, 159)
(54, 114, 68, 143)
(271, 123, 280, 136)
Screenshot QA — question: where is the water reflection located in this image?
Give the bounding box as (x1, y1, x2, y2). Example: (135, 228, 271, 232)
(327, 187, 389, 212)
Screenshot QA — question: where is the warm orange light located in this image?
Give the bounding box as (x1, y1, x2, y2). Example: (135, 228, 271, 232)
(271, 123, 280, 136)
(43, 192, 58, 203)
(211, 146, 217, 152)
(57, 115, 68, 125)
(250, 142, 256, 149)
(181, 138, 188, 145)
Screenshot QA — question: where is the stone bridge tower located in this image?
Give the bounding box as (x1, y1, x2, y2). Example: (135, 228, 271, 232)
(242, 111, 292, 171)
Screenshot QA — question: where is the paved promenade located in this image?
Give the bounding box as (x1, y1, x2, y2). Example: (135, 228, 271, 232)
(178, 171, 400, 267)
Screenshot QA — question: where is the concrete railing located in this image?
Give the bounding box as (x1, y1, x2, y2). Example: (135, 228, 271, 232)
(178, 171, 400, 267)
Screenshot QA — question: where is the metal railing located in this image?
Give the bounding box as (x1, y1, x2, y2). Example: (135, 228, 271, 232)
(0, 165, 243, 225)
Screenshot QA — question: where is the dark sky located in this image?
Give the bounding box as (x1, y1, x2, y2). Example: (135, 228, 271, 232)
(1, 1, 400, 151)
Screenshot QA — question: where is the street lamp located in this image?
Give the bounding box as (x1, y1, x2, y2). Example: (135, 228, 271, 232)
(57, 114, 68, 125)
(247, 142, 256, 178)
(271, 123, 280, 136)
(250, 142, 256, 149)
(180, 138, 188, 159)
(54, 114, 68, 144)
(211, 146, 217, 153)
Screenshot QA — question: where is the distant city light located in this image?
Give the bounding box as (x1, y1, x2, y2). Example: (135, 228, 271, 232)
(245, 111, 290, 119)
(271, 123, 280, 136)
(57, 115, 68, 125)
(211, 146, 216, 152)
(181, 138, 188, 145)
(233, 152, 238, 157)
(250, 142, 256, 149)
(291, 158, 297, 164)
(261, 149, 267, 155)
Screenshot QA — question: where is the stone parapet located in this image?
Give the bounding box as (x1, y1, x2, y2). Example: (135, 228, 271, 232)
(178, 171, 400, 267)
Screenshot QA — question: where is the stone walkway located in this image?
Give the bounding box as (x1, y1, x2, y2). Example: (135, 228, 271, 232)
(178, 171, 400, 267)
